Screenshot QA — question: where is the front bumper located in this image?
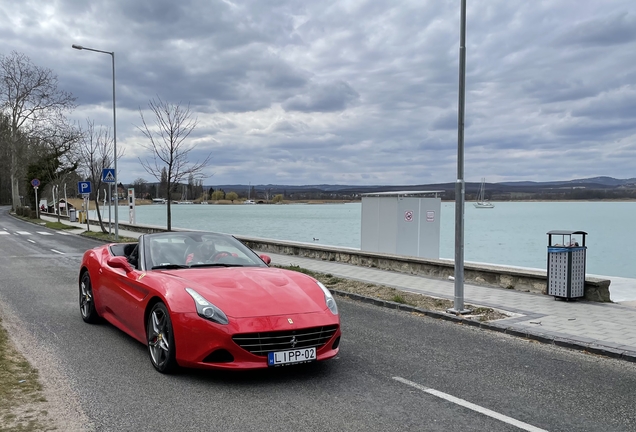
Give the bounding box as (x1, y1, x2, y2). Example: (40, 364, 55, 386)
(172, 311, 341, 370)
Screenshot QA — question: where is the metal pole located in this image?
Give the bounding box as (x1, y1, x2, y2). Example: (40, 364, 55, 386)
(35, 187, 39, 219)
(64, 183, 68, 216)
(449, 0, 470, 315)
(71, 44, 118, 239)
(53, 185, 59, 221)
(108, 187, 112, 236)
(85, 196, 90, 231)
(111, 52, 119, 240)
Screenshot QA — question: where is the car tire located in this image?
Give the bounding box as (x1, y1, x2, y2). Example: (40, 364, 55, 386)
(79, 271, 100, 324)
(147, 302, 178, 374)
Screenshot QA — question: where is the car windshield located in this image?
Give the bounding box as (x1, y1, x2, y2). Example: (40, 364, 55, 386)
(143, 232, 268, 270)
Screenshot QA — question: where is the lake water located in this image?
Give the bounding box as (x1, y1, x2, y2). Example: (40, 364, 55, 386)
(98, 201, 635, 280)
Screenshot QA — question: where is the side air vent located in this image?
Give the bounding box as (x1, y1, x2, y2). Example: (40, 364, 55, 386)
(202, 349, 234, 363)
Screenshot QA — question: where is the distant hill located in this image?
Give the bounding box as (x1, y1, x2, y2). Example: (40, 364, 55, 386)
(141, 177, 636, 201)
(499, 177, 636, 187)
(209, 177, 636, 194)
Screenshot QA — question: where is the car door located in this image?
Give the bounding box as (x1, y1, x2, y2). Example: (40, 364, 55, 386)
(101, 251, 150, 342)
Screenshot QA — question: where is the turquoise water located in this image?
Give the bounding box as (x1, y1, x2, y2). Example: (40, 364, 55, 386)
(100, 201, 635, 279)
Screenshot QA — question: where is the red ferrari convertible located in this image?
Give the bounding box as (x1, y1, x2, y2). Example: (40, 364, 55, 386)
(78, 231, 341, 373)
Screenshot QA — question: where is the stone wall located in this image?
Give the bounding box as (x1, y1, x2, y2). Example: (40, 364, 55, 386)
(235, 236, 611, 303)
(69, 216, 612, 302)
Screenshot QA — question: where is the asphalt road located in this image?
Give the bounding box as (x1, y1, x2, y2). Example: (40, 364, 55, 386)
(1, 207, 636, 432)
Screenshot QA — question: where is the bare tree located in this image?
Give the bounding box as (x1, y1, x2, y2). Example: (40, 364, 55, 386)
(31, 120, 82, 222)
(137, 97, 210, 231)
(132, 178, 149, 199)
(78, 119, 122, 233)
(0, 51, 76, 210)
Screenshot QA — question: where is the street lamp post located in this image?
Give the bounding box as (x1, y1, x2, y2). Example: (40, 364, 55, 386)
(449, 0, 470, 315)
(72, 44, 119, 240)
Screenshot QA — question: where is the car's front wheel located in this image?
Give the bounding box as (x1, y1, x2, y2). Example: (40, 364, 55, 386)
(79, 271, 99, 324)
(147, 302, 178, 373)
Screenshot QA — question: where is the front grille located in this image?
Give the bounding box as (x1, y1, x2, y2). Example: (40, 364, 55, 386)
(232, 325, 338, 356)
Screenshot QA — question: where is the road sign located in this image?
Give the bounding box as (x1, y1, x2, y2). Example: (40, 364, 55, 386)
(102, 168, 115, 183)
(78, 181, 92, 194)
(31, 178, 40, 187)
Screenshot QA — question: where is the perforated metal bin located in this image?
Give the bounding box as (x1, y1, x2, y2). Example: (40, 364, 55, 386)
(547, 230, 587, 300)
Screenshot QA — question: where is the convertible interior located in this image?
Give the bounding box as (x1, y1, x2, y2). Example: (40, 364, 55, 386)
(107, 235, 261, 270)
(109, 243, 140, 268)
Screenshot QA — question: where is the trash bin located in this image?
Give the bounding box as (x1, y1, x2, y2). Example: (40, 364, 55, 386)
(69, 209, 77, 222)
(547, 230, 587, 300)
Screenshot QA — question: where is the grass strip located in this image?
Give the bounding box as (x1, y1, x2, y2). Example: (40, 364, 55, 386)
(11, 215, 77, 231)
(79, 231, 138, 243)
(43, 221, 78, 230)
(277, 264, 508, 322)
(0, 316, 53, 431)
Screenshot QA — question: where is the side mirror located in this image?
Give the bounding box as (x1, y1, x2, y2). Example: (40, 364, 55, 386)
(107, 256, 134, 273)
(260, 254, 271, 265)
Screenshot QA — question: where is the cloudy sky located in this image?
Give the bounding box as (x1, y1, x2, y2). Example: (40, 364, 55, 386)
(2, 0, 635, 186)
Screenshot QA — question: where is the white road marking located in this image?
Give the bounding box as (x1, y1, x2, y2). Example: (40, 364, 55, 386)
(27, 239, 36, 244)
(51, 249, 65, 255)
(16, 231, 31, 235)
(393, 377, 548, 432)
(37, 231, 54, 235)
(0, 231, 9, 235)
(58, 231, 72, 236)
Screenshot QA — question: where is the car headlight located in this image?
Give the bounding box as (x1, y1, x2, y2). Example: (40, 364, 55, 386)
(317, 281, 338, 315)
(185, 288, 229, 325)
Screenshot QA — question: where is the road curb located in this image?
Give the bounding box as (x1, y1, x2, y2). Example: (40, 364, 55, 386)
(331, 289, 636, 364)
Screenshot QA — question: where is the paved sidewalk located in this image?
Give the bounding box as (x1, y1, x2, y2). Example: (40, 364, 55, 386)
(268, 252, 636, 362)
(39, 214, 636, 362)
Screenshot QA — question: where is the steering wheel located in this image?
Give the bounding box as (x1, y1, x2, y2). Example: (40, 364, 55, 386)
(210, 251, 230, 262)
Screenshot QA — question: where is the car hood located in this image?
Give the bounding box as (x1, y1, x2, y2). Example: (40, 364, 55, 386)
(162, 267, 327, 318)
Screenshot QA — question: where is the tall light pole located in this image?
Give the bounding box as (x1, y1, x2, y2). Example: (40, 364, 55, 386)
(449, 0, 470, 315)
(72, 44, 119, 240)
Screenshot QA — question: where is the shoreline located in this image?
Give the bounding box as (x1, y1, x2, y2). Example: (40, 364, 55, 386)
(62, 197, 636, 210)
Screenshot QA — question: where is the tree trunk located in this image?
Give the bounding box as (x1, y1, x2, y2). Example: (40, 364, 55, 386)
(10, 145, 21, 211)
(166, 198, 172, 231)
(93, 197, 107, 233)
(10, 174, 21, 210)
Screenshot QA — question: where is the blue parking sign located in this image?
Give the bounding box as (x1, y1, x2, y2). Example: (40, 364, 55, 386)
(78, 181, 92, 194)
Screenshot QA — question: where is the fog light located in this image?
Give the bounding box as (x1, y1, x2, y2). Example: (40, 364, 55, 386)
(332, 336, 340, 350)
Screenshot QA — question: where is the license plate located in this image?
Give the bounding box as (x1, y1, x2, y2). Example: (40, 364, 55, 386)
(267, 347, 316, 366)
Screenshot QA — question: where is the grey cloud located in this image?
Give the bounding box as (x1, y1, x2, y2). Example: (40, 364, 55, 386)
(521, 79, 601, 104)
(271, 120, 308, 133)
(431, 112, 459, 131)
(282, 80, 359, 112)
(554, 121, 636, 140)
(121, 0, 186, 25)
(557, 12, 636, 47)
(571, 88, 636, 120)
(3, 0, 636, 185)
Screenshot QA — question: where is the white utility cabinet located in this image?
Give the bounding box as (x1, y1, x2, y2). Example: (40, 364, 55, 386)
(360, 191, 442, 259)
